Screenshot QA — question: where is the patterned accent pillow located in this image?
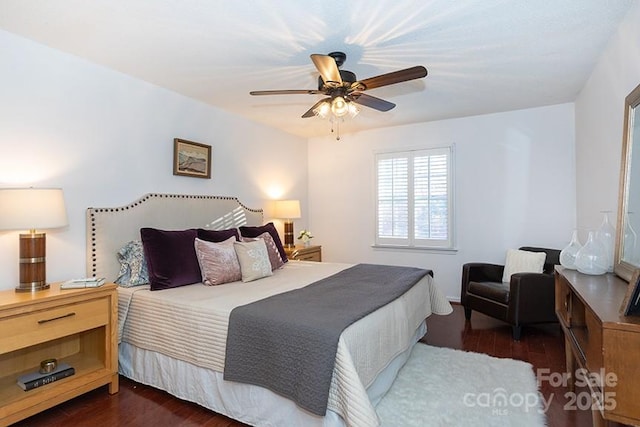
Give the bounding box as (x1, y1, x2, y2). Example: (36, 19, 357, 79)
(239, 222, 288, 263)
(194, 237, 241, 286)
(115, 240, 149, 287)
(241, 232, 285, 271)
(234, 239, 273, 282)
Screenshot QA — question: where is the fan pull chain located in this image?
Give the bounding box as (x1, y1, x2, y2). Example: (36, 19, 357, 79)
(329, 117, 341, 140)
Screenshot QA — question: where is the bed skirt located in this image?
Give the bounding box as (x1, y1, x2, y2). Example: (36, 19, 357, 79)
(118, 321, 427, 427)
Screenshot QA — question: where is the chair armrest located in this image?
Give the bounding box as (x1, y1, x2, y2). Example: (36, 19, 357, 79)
(461, 263, 505, 303)
(507, 272, 557, 324)
(463, 263, 505, 283)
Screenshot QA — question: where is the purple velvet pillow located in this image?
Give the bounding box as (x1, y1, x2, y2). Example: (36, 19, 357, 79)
(197, 228, 239, 243)
(140, 228, 201, 291)
(239, 222, 288, 263)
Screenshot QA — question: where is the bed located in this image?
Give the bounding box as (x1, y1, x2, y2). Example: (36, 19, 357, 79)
(86, 193, 452, 427)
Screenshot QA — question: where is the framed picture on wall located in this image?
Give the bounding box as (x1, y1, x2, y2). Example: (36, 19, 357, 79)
(621, 269, 640, 316)
(173, 138, 211, 179)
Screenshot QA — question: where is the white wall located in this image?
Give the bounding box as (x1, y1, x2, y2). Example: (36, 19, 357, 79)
(0, 30, 309, 290)
(308, 104, 576, 299)
(10, 0, 637, 297)
(575, 2, 640, 242)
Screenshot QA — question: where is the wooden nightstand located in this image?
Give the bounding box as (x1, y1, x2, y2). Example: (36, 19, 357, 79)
(285, 245, 322, 262)
(0, 283, 118, 425)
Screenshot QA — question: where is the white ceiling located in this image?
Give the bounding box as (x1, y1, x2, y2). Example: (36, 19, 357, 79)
(0, 0, 634, 139)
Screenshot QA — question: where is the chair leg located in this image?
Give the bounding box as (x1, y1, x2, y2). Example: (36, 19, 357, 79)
(464, 307, 471, 320)
(512, 325, 522, 341)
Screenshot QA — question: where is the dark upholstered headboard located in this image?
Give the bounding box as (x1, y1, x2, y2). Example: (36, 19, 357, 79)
(86, 193, 263, 281)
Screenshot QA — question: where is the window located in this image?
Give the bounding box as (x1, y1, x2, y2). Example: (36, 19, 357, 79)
(375, 146, 454, 249)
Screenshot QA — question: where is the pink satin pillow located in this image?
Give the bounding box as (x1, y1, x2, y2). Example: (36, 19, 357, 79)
(194, 236, 241, 286)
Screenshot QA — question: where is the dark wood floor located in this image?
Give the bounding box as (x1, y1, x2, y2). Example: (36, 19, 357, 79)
(13, 304, 622, 426)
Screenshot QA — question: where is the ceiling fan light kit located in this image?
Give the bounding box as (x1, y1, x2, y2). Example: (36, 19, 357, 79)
(314, 96, 359, 119)
(312, 96, 360, 141)
(250, 51, 427, 140)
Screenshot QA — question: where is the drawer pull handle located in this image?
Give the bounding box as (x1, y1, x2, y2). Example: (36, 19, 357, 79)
(38, 312, 76, 324)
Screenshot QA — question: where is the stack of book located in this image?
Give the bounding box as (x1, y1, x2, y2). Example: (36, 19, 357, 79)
(17, 362, 75, 391)
(60, 277, 106, 289)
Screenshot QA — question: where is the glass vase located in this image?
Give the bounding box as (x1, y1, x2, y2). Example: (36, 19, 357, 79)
(596, 211, 615, 272)
(559, 230, 582, 270)
(575, 231, 608, 275)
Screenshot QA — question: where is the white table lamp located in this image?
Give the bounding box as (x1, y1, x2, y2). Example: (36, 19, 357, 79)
(0, 188, 68, 292)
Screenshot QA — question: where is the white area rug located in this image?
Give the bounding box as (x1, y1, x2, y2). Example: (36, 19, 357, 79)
(376, 344, 546, 427)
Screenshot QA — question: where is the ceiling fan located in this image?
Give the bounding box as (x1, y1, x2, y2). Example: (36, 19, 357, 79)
(249, 51, 428, 119)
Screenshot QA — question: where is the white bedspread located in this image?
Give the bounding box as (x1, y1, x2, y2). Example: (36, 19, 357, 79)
(118, 261, 452, 427)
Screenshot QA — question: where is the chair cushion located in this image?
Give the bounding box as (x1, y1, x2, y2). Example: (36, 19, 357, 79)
(468, 281, 510, 304)
(502, 249, 546, 283)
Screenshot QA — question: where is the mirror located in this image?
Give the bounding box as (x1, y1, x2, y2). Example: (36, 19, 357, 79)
(615, 83, 640, 282)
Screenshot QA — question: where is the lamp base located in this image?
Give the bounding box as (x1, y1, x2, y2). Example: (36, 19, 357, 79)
(16, 232, 48, 293)
(15, 282, 50, 293)
(284, 220, 295, 248)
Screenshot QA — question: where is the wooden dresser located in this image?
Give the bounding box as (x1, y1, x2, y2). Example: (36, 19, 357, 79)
(284, 245, 322, 262)
(555, 267, 640, 426)
(0, 283, 118, 426)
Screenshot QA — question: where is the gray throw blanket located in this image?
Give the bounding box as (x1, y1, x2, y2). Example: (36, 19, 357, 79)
(223, 263, 432, 415)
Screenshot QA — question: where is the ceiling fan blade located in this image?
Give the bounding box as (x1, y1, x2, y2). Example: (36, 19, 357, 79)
(310, 54, 343, 86)
(302, 98, 331, 118)
(349, 93, 396, 112)
(250, 89, 321, 96)
(357, 66, 428, 91)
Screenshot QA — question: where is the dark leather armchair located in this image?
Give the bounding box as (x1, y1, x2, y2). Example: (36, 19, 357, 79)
(460, 246, 560, 340)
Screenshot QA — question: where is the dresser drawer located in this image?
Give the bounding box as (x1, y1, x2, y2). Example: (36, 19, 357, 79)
(0, 297, 109, 353)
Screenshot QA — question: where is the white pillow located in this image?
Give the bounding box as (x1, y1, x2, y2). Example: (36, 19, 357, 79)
(502, 249, 546, 283)
(234, 239, 273, 282)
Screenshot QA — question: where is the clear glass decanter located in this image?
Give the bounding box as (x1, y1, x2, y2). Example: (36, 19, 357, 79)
(560, 230, 582, 270)
(596, 211, 615, 272)
(575, 231, 608, 275)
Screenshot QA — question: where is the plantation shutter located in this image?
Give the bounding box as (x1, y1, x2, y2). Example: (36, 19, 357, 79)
(375, 146, 453, 248)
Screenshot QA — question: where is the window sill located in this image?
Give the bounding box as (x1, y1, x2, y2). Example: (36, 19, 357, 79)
(371, 244, 458, 254)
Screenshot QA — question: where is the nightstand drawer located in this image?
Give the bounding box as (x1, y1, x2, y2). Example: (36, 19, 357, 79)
(285, 245, 322, 262)
(0, 298, 108, 353)
(295, 252, 321, 262)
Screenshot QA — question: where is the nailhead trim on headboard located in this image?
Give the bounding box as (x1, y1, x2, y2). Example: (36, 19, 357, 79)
(86, 193, 264, 278)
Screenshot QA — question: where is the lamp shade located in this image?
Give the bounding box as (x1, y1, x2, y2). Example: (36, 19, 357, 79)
(273, 199, 301, 219)
(0, 188, 68, 231)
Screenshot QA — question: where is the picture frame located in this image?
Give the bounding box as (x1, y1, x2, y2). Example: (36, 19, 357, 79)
(620, 268, 640, 316)
(173, 138, 211, 179)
